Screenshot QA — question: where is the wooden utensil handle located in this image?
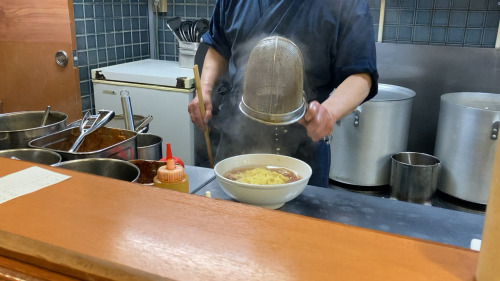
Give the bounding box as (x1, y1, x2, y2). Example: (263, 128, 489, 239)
(193, 65, 214, 168)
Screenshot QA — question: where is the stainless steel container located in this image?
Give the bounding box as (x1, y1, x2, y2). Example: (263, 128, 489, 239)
(137, 133, 163, 160)
(53, 158, 140, 182)
(330, 84, 416, 186)
(29, 127, 137, 161)
(434, 92, 500, 204)
(390, 152, 440, 203)
(0, 148, 62, 165)
(0, 111, 67, 150)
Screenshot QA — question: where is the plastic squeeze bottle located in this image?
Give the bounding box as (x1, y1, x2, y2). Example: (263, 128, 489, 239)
(153, 143, 189, 193)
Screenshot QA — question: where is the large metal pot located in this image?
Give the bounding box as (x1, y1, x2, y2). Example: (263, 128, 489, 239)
(329, 84, 416, 186)
(434, 92, 500, 204)
(0, 148, 62, 165)
(52, 158, 140, 182)
(0, 111, 67, 150)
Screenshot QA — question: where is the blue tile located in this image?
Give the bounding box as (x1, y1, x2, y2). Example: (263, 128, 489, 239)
(452, 0, 470, 9)
(139, 4, 148, 16)
(464, 28, 483, 45)
(75, 20, 86, 35)
(141, 43, 150, 56)
(401, 0, 416, 8)
(416, 10, 431, 25)
(399, 10, 415, 25)
(450, 11, 467, 27)
(116, 46, 125, 60)
(115, 33, 124, 45)
(370, 9, 380, 24)
(413, 26, 430, 41)
(382, 25, 397, 41)
(80, 81, 90, 96)
(140, 31, 149, 42)
(114, 19, 123, 31)
(488, 0, 500, 10)
(175, 5, 185, 17)
(485, 11, 500, 28)
(105, 19, 114, 32)
(76, 36, 86, 50)
(84, 4, 94, 18)
(132, 31, 140, 43)
(368, 0, 381, 8)
(186, 0, 196, 3)
(186, 5, 196, 17)
(95, 19, 105, 33)
(86, 20, 96, 34)
(77, 51, 88, 66)
(133, 45, 141, 57)
(125, 46, 133, 57)
(88, 50, 98, 65)
(398, 26, 412, 41)
(124, 32, 132, 44)
(98, 49, 107, 62)
(81, 95, 92, 111)
(434, 0, 450, 9)
(74, 4, 84, 19)
(140, 18, 148, 29)
(166, 43, 176, 56)
(131, 4, 139, 16)
(386, 0, 399, 8)
(447, 27, 465, 43)
(132, 18, 140, 29)
(104, 4, 114, 18)
(107, 48, 116, 61)
(432, 10, 449, 26)
(123, 18, 132, 31)
(123, 4, 131, 16)
(482, 28, 497, 45)
(97, 34, 106, 47)
(106, 33, 115, 46)
(467, 11, 486, 27)
(470, 0, 488, 9)
(94, 4, 104, 18)
(430, 27, 446, 42)
(385, 9, 399, 25)
(113, 4, 122, 17)
(87, 35, 97, 49)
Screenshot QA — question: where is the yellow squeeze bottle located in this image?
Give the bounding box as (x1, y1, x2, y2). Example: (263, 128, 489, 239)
(153, 143, 189, 193)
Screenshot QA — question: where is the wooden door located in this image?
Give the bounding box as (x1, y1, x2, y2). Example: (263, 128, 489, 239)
(0, 0, 82, 122)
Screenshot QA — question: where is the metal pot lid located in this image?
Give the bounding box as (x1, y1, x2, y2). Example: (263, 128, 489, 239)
(370, 84, 416, 102)
(441, 92, 500, 112)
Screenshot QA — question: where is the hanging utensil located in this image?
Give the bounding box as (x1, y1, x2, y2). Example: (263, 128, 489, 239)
(135, 115, 153, 133)
(166, 17, 183, 42)
(68, 110, 115, 153)
(193, 64, 214, 168)
(41, 106, 51, 126)
(180, 21, 193, 42)
(194, 19, 209, 42)
(120, 90, 135, 131)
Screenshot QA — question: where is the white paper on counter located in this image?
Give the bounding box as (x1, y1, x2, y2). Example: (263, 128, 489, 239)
(0, 166, 71, 204)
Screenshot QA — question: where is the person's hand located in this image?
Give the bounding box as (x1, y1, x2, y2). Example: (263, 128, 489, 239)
(297, 101, 334, 142)
(188, 91, 213, 130)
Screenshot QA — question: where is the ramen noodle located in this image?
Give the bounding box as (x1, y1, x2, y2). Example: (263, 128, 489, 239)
(224, 166, 301, 185)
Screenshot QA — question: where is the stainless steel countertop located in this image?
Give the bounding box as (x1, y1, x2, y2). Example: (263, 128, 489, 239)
(189, 168, 484, 249)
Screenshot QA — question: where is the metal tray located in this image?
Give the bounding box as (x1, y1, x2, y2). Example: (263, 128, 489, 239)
(29, 127, 137, 161)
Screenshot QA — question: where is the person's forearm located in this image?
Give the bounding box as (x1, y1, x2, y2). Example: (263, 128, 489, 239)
(322, 73, 372, 121)
(201, 47, 229, 97)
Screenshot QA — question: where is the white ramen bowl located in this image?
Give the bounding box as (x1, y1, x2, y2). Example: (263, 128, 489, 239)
(214, 154, 312, 209)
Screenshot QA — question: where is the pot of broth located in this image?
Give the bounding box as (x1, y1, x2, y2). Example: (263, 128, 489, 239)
(29, 127, 137, 161)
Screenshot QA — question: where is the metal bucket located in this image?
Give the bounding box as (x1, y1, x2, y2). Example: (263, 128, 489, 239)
(0, 111, 67, 150)
(390, 152, 440, 203)
(330, 84, 416, 186)
(52, 158, 140, 182)
(0, 148, 62, 165)
(434, 92, 500, 204)
(136, 133, 163, 160)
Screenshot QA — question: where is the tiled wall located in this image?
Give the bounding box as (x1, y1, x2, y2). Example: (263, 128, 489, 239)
(73, 0, 499, 114)
(73, 0, 150, 115)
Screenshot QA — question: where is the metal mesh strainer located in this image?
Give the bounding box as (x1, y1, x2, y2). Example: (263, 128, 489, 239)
(239, 36, 306, 125)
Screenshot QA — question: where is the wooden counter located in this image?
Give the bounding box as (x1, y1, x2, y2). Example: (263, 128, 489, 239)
(0, 158, 478, 280)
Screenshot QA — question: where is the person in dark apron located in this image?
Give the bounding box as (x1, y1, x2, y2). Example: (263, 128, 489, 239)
(188, 0, 379, 187)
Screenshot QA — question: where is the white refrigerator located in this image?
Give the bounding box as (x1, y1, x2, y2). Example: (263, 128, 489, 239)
(92, 59, 196, 165)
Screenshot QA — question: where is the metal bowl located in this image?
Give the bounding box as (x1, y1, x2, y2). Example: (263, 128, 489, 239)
(0, 148, 62, 165)
(0, 111, 68, 149)
(52, 158, 140, 182)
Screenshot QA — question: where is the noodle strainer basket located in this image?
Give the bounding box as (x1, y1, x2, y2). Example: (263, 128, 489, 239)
(239, 36, 307, 125)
